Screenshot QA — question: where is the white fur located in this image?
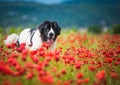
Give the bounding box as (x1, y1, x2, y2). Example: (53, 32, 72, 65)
(4, 28, 56, 51)
(4, 33, 18, 45)
(28, 30, 42, 50)
(48, 27, 55, 39)
(18, 28, 31, 44)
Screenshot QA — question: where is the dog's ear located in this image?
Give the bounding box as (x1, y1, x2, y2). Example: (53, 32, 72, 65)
(37, 21, 50, 34)
(52, 21, 61, 35)
(37, 22, 44, 34)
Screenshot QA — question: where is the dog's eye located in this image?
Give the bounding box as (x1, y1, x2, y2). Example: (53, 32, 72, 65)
(46, 28, 50, 31)
(44, 25, 48, 29)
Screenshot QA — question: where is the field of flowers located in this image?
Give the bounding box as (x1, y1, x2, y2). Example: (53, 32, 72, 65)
(0, 29, 120, 85)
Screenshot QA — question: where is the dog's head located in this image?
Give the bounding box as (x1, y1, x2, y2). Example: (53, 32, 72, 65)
(38, 21, 61, 44)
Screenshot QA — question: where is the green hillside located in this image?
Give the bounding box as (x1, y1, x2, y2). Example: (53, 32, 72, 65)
(0, 1, 120, 28)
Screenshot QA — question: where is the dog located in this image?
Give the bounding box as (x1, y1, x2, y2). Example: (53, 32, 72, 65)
(4, 21, 61, 51)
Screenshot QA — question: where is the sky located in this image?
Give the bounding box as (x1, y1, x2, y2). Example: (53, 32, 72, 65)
(27, 0, 69, 4)
(0, 0, 72, 4)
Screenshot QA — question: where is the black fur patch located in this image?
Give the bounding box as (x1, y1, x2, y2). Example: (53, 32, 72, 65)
(29, 28, 36, 46)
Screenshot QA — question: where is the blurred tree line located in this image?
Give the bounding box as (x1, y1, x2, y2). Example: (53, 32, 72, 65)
(87, 23, 120, 34)
(0, 24, 120, 35)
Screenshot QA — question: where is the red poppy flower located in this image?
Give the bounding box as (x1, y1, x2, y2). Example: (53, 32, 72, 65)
(39, 74, 54, 84)
(110, 72, 118, 79)
(75, 62, 81, 69)
(89, 66, 96, 71)
(106, 58, 113, 63)
(96, 70, 106, 81)
(61, 69, 66, 75)
(26, 72, 34, 80)
(76, 72, 83, 79)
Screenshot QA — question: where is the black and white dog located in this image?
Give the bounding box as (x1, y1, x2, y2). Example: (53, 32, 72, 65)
(4, 21, 61, 51)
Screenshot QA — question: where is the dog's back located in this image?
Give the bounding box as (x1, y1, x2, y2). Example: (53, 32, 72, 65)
(18, 28, 31, 44)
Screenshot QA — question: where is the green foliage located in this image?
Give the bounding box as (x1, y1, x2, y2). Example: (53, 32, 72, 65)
(112, 24, 120, 34)
(66, 27, 78, 32)
(6, 27, 23, 34)
(71, 27, 78, 32)
(88, 25, 102, 34)
(0, 27, 6, 35)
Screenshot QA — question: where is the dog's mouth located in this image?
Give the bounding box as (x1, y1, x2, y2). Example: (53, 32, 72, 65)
(47, 38, 54, 44)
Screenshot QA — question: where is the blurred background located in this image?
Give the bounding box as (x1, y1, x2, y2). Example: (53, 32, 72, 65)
(0, 0, 120, 31)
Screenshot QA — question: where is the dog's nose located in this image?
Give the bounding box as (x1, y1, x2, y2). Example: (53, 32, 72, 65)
(49, 33, 54, 37)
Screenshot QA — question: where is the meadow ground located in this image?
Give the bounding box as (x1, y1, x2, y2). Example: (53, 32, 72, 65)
(0, 29, 120, 85)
